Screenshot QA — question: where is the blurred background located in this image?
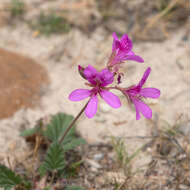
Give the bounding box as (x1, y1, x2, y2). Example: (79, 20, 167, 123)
(0, 0, 189, 188)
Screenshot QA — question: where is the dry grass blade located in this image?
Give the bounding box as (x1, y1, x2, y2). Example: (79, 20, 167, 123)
(61, 0, 93, 10)
(142, 0, 180, 35)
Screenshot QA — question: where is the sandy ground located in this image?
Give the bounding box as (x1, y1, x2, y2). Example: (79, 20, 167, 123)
(0, 0, 189, 171)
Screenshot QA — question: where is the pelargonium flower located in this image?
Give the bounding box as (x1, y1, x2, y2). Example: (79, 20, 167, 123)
(124, 67, 160, 120)
(69, 65, 121, 118)
(108, 32, 144, 70)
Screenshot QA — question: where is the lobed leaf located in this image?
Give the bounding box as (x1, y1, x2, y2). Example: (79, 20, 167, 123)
(20, 127, 39, 137)
(39, 142, 65, 175)
(64, 186, 85, 190)
(44, 113, 75, 142)
(63, 138, 86, 152)
(0, 165, 23, 190)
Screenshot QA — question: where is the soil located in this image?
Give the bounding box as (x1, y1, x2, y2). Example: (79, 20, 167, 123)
(0, 48, 48, 119)
(0, 0, 189, 189)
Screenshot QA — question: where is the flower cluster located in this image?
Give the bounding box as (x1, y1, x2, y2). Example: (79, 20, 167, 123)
(69, 33, 160, 120)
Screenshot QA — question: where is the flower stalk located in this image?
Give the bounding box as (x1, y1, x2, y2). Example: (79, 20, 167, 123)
(59, 100, 89, 144)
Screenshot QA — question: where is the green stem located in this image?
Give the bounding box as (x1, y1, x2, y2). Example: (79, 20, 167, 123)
(59, 101, 89, 144)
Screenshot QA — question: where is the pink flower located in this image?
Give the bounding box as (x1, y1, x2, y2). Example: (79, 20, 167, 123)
(108, 32, 144, 68)
(124, 67, 160, 120)
(69, 65, 121, 118)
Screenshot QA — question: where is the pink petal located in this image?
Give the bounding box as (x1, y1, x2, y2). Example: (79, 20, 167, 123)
(69, 89, 91, 101)
(127, 51, 135, 56)
(85, 95, 98, 118)
(120, 34, 133, 53)
(112, 52, 126, 64)
(84, 65, 97, 79)
(84, 65, 98, 85)
(138, 67, 151, 88)
(132, 98, 152, 120)
(125, 86, 140, 97)
(140, 88, 160, 98)
(112, 32, 119, 51)
(126, 55, 144, 63)
(100, 90, 121, 108)
(113, 32, 119, 40)
(99, 68, 114, 86)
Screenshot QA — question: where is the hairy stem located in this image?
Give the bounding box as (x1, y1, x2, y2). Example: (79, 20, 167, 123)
(59, 101, 89, 144)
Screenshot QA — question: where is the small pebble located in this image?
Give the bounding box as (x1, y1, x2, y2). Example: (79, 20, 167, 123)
(86, 158, 102, 169)
(179, 184, 190, 190)
(93, 153, 104, 161)
(179, 122, 190, 140)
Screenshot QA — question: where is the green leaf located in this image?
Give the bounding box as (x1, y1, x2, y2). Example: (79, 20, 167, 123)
(43, 187, 51, 190)
(39, 142, 65, 175)
(64, 186, 84, 190)
(44, 113, 85, 151)
(0, 164, 23, 190)
(63, 138, 86, 152)
(11, 0, 25, 17)
(20, 127, 39, 137)
(64, 160, 83, 178)
(35, 13, 70, 36)
(44, 113, 75, 142)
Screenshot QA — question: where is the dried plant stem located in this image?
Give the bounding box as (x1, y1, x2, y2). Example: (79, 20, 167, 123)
(143, 0, 180, 34)
(49, 171, 56, 186)
(59, 101, 89, 144)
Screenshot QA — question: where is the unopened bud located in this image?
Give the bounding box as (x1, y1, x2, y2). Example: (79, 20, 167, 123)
(78, 65, 86, 79)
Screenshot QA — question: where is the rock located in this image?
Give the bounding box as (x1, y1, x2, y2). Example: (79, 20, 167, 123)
(93, 153, 104, 161)
(105, 171, 126, 184)
(0, 48, 48, 119)
(86, 158, 102, 169)
(179, 122, 190, 139)
(179, 185, 190, 190)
